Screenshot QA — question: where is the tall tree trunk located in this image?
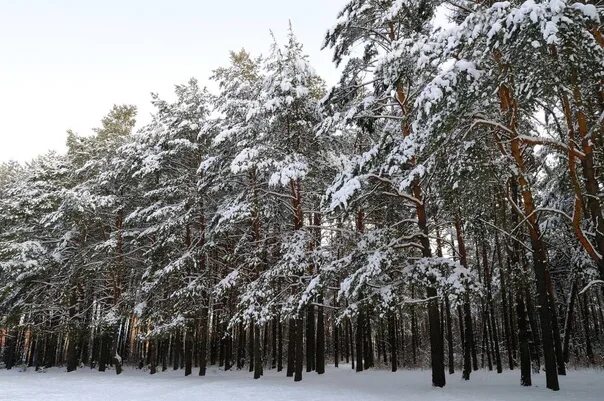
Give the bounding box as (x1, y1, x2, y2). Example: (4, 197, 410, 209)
(395, 82, 445, 387)
(334, 301, 340, 369)
(161, 339, 168, 372)
(388, 312, 397, 372)
(316, 296, 325, 374)
(495, 227, 514, 370)
(277, 318, 283, 372)
(184, 327, 193, 376)
(455, 217, 475, 381)
(111, 324, 123, 375)
(269, 318, 276, 370)
(172, 332, 181, 371)
(198, 309, 208, 376)
(364, 316, 373, 369)
(294, 318, 303, 382)
(436, 225, 455, 375)
(149, 339, 157, 374)
(65, 330, 79, 372)
(524, 292, 541, 372)
(548, 289, 566, 375)
(516, 293, 532, 386)
(483, 245, 502, 373)
(562, 281, 577, 363)
(410, 288, 418, 367)
(356, 308, 364, 372)
(253, 324, 262, 379)
(415, 188, 445, 387)
(286, 319, 295, 377)
(579, 290, 595, 364)
(247, 323, 253, 373)
(98, 333, 109, 372)
(497, 63, 559, 390)
(305, 304, 315, 372)
(348, 318, 354, 370)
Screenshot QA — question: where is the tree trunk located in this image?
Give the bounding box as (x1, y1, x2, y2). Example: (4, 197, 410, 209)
(316, 297, 325, 374)
(562, 281, 577, 363)
(364, 316, 373, 369)
(410, 287, 418, 367)
(286, 319, 295, 377)
(305, 304, 315, 372)
(388, 312, 397, 372)
(65, 330, 78, 372)
(579, 291, 595, 364)
(516, 294, 532, 386)
(294, 318, 303, 382)
(277, 318, 283, 372)
(253, 325, 262, 379)
(198, 309, 208, 376)
(483, 245, 502, 373)
(455, 217, 475, 381)
(498, 78, 559, 390)
(149, 339, 157, 374)
(333, 308, 340, 369)
(348, 318, 354, 369)
(184, 328, 193, 376)
(271, 318, 277, 369)
(495, 228, 514, 370)
(414, 186, 445, 387)
(548, 289, 565, 375)
(356, 309, 364, 372)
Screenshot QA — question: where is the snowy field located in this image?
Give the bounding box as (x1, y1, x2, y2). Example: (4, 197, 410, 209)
(0, 366, 602, 401)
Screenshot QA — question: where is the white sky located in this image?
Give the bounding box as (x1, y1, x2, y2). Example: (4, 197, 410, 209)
(0, 0, 348, 162)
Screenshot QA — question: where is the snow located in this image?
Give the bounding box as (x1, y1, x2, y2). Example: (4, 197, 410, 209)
(329, 176, 361, 210)
(1, 367, 602, 401)
(579, 279, 604, 294)
(571, 2, 600, 22)
(454, 60, 482, 80)
(230, 147, 261, 173)
(268, 157, 308, 187)
(133, 301, 146, 317)
(216, 269, 240, 294)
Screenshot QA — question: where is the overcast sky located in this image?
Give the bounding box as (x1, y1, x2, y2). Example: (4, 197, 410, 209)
(0, 0, 348, 162)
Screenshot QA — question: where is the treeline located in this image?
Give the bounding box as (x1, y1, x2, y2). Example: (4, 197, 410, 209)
(1, 0, 603, 392)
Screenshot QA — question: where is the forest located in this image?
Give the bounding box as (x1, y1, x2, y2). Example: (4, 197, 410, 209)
(0, 0, 603, 394)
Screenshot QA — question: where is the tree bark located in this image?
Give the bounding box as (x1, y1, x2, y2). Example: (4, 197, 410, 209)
(355, 309, 364, 372)
(388, 312, 398, 372)
(497, 79, 559, 390)
(316, 296, 325, 374)
(294, 317, 303, 382)
(305, 304, 315, 372)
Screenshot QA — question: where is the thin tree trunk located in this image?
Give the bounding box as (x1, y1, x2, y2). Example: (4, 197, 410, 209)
(277, 318, 283, 372)
(184, 328, 193, 376)
(198, 309, 208, 376)
(286, 319, 295, 377)
(333, 304, 340, 369)
(497, 77, 559, 390)
(495, 227, 514, 370)
(253, 325, 262, 379)
(562, 281, 577, 363)
(149, 339, 157, 374)
(294, 318, 303, 382)
(579, 291, 595, 364)
(355, 309, 364, 372)
(316, 296, 325, 374)
(516, 293, 532, 386)
(388, 312, 397, 372)
(483, 245, 502, 373)
(306, 304, 315, 372)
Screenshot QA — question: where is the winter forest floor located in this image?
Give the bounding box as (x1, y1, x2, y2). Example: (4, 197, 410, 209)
(0, 366, 602, 401)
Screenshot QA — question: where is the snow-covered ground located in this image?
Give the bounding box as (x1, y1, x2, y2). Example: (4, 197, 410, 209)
(0, 366, 602, 401)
